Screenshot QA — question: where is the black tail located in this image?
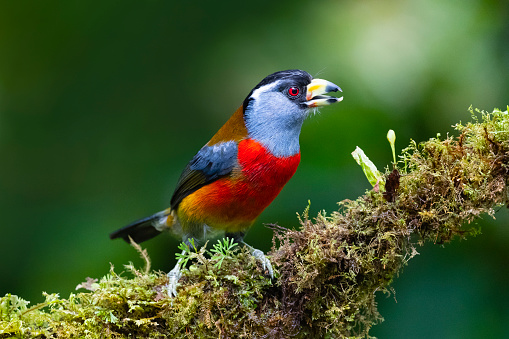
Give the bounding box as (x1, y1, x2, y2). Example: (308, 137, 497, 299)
(110, 213, 163, 244)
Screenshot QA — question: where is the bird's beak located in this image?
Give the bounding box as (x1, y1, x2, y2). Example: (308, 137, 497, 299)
(305, 78, 343, 107)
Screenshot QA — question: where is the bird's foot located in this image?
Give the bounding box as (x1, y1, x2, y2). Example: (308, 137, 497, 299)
(166, 264, 182, 297)
(250, 248, 274, 278)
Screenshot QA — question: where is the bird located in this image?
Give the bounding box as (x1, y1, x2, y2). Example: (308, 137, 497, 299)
(110, 69, 343, 296)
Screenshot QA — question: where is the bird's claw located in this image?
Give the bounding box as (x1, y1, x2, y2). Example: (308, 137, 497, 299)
(166, 265, 182, 297)
(251, 248, 274, 278)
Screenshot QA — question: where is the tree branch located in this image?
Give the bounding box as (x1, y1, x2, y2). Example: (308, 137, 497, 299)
(1, 107, 508, 338)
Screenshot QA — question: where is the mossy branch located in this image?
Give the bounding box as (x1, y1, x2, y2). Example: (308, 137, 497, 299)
(2, 107, 509, 338)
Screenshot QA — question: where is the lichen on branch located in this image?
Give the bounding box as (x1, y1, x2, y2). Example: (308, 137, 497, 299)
(1, 107, 508, 339)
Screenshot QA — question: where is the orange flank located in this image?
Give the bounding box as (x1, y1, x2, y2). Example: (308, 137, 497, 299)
(177, 139, 301, 233)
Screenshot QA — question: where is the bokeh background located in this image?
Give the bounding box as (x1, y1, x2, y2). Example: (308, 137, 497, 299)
(1, 1, 508, 337)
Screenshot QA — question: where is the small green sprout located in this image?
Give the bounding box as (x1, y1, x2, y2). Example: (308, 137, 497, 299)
(351, 146, 385, 191)
(175, 238, 197, 269)
(209, 237, 238, 269)
(387, 129, 396, 164)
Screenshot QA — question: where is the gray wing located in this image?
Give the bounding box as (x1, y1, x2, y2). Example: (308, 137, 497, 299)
(170, 140, 238, 209)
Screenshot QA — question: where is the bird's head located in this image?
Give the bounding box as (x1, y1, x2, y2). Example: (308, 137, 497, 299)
(243, 69, 343, 115)
(242, 69, 343, 156)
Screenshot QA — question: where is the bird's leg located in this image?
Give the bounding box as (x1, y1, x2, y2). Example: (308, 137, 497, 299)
(225, 232, 273, 278)
(166, 250, 184, 297)
(241, 241, 274, 278)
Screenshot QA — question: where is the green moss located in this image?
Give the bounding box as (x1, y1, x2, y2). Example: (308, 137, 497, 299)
(1, 107, 508, 338)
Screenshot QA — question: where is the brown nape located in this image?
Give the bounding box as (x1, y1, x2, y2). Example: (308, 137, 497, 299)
(207, 106, 248, 145)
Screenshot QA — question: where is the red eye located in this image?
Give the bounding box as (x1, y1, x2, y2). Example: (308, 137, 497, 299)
(288, 86, 300, 97)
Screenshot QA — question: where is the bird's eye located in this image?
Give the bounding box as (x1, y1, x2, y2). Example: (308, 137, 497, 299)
(288, 86, 300, 97)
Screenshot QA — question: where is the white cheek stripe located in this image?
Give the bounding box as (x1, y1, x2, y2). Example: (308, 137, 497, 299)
(250, 81, 280, 100)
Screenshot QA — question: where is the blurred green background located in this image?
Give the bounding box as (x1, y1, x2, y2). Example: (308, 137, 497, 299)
(1, 0, 508, 337)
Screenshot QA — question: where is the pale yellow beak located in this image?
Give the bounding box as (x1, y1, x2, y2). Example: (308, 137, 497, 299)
(305, 78, 343, 107)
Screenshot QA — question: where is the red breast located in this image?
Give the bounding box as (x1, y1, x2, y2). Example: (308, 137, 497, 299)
(176, 138, 300, 232)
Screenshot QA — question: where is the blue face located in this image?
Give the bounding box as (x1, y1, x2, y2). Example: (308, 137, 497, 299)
(243, 70, 314, 157)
